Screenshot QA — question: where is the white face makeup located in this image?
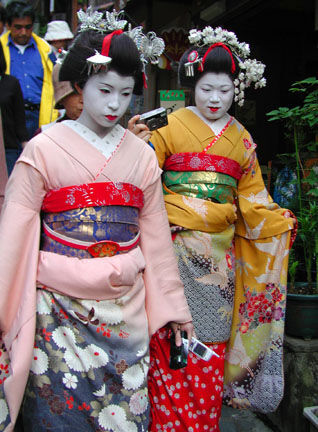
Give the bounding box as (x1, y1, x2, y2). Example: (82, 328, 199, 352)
(194, 72, 234, 122)
(77, 70, 134, 137)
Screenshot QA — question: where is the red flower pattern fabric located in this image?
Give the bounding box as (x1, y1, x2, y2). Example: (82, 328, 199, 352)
(164, 152, 243, 180)
(42, 182, 144, 213)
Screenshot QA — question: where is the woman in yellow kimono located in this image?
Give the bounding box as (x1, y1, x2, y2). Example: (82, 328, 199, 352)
(145, 26, 296, 431)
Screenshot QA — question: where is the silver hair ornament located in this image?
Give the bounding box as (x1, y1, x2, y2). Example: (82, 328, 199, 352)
(86, 50, 112, 75)
(77, 7, 106, 33)
(77, 8, 165, 77)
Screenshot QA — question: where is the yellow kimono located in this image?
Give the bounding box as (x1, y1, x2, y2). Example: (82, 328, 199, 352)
(151, 108, 294, 412)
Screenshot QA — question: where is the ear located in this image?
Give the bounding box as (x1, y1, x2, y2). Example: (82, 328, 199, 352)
(74, 82, 83, 95)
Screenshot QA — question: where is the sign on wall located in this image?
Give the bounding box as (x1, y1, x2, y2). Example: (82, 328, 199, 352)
(159, 90, 186, 113)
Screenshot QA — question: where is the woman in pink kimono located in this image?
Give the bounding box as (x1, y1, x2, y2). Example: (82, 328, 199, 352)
(0, 9, 193, 432)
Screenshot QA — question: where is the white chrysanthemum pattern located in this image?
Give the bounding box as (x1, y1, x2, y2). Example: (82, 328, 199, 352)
(36, 291, 52, 315)
(0, 399, 8, 423)
(129, 389, 148, 415)
(52, 326, 76, 349)
(30, 347, 49, 375)
(53, 326, 109, 372)
(122, 364, 145, 390)
(98, 405, 138, 432)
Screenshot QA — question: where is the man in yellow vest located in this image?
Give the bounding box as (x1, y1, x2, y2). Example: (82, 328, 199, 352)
(0, 1, 58, 141)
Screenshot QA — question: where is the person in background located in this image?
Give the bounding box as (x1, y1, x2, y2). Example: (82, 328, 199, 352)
(0, 42, 28, 175)
(0, 0, 58, 140)
(52, 63, 83, 121)
(37, 62, 83, 134)
(44, 20, 74, 59)
(0, 8, 193, 431)
(0, 3, 6, 36)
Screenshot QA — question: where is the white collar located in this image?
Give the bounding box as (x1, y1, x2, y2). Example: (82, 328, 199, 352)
(63, 120, 125, 159)
(187, 106, 231, 136)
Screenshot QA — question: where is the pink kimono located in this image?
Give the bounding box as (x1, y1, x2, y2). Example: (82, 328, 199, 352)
(0, 122, 191, 431)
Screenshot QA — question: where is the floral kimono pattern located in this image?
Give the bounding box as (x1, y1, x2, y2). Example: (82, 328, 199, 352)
(150, 108, 295, 414)
(21, 181, 150, 432)
(0, 122, 192, 432)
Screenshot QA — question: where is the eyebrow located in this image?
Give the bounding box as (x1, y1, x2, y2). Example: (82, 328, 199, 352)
(99, 82, 134, 90)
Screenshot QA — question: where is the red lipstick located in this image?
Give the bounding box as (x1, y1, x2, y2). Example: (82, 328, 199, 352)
(106, 115, 117, 121)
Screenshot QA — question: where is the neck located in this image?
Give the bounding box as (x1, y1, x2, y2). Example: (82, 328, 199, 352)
(76, 115, 114, 139)
(190, 106, 230, 134)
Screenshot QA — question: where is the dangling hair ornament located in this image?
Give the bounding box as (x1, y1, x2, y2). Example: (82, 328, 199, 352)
(86, 50, 112, 75)
(184, 50, 201, 77)
(56, 48, 68, 65)
(187, 26, 266, 106)
(77, 7, 165, 86)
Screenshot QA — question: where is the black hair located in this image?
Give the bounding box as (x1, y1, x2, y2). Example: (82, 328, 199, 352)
(59, 30, 143, 95)
(0, 43, 6, 75)
(5, 1, 35, 26)
(0, 3, 6, 24)
(178, 45, 239, 89)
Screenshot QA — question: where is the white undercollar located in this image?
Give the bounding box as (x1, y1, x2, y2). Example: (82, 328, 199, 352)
(63, 120, 125, 159)
(187, 106, 231, 136)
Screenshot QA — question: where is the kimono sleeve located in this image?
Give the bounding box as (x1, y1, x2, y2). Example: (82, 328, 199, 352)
(235, 132, 294, 240)
(139, 169, 192, 335)
(150, 121, 174, 169)
(0, 157, 45, 338)
(224, 130, 294, 413)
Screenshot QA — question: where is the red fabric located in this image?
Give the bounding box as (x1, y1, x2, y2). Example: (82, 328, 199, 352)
(148, 327, 226, 432)
(42, 182, 144, 213)
(101, 30, 123, 57)
(164, 152, 243, 180)
(283, 210, 298, 248)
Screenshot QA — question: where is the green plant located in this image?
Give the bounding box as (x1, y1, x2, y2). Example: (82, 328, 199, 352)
(267, 77, 318, 294)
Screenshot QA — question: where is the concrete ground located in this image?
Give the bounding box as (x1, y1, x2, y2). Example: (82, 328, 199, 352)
(220, 405, 278, 432)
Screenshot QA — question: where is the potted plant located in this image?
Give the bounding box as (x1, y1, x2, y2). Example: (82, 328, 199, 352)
(266, 76, 318, 339)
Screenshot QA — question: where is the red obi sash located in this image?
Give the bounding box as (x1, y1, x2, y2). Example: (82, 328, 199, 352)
(163, 152, 243, 180)
(42, 182, 144, 213)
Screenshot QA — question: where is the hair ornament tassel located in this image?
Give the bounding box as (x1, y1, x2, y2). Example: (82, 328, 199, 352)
(142, 72, 148, 89)
(184, 50, 201, 77)
(187, 26, 266, 106)
(56, 48, 68, 65)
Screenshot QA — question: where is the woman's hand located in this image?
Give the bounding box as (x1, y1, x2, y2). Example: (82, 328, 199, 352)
(170, 321, 194, 347)
(127, 114, 152, 142)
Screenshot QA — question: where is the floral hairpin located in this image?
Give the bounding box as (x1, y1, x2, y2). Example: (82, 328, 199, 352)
(186, 26, 266, 106)
(76, 7, 165, 82)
